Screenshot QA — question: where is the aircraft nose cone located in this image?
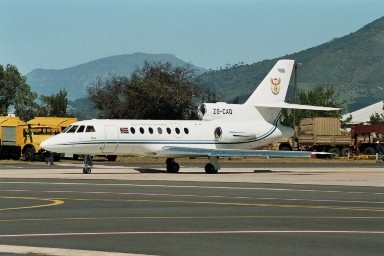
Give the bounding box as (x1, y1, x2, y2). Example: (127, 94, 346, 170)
(41, 137, 57, 151)
(40, 140, 51, 150)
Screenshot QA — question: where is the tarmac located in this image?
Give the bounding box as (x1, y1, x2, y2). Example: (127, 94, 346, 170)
(0, 157, 383, 187)
(0, 157, 383, 255)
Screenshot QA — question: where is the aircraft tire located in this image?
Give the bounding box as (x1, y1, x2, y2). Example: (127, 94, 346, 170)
(83, 167, 92, 174)
(166, 163, 180, 173)
(205, 163, 218, 174)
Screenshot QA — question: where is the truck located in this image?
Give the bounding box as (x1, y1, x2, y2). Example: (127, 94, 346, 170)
(295, 117, 352, 156)
(27, 117, 77, 134)
(277, 117, 384, 157)
(350, 123, 384, 155)
(0, 116, 78, 161)
(26, 117, 78, 161)
(0, 116, 27, 160)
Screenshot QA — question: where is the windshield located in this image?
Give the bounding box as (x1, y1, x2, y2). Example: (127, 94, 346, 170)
(66, 125, 79, 133)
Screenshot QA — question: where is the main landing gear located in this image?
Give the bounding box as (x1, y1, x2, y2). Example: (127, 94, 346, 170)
(166, 156, 220, 174)
(82, 154, 93, 174)
(166, 158, 180, 173)
(204, 156, 219, 174)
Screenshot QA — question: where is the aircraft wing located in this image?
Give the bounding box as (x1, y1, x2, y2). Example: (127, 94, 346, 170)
(254, 101, 340, 111)
(161, 146, 327, 158)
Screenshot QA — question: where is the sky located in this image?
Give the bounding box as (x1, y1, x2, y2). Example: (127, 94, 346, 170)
(1, 0, 384, 75)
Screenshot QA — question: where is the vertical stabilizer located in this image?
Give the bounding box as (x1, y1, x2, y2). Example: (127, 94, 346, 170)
(244, 59, 294, 106)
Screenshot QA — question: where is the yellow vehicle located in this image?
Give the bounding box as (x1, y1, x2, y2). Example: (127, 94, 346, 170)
(0, 116, 27, 160)
(25, 117, 78, 161)
(0, 116, 78, 161)
(27, 117, 77, 134)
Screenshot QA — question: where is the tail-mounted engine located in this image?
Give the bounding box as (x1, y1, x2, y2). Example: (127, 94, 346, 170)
(212, 124, 258, 143)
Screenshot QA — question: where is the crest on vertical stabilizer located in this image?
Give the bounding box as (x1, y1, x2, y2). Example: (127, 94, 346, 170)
(270, 77, 281, 95)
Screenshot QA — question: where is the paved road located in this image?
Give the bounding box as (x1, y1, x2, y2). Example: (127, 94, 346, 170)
(0, 160, 383, 255)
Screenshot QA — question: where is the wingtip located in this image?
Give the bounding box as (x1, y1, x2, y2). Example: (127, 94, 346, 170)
(311, 152, 334, 159)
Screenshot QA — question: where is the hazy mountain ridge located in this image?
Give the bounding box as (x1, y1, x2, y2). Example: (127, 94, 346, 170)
(26, 16, 384, 114)
(26, 52, 206, 100)
(199, 16, 384, 112)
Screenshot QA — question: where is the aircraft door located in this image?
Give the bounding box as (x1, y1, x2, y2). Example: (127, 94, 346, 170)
(102, 125, 119, 153)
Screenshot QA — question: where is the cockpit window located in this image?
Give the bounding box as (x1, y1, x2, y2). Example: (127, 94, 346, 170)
(77, 125, 85, 133)
(85, 126, 95, 132)
(62, 125, 72, 133)
(66, 125, 79, 133)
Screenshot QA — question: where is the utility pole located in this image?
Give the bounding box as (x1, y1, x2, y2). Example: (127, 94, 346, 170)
(292, 62, 301, 150)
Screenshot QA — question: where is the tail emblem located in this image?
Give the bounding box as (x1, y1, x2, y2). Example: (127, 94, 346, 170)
(270, 77, 281, 95)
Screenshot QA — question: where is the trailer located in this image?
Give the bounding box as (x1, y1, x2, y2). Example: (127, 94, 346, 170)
(277, 117, 384, 157)
(351, 123, 384, 155)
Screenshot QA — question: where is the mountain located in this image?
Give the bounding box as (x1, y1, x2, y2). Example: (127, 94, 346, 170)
(26, 52, 206, 100)
(26, 16, 384, 115)
(198, 16, 384, 112)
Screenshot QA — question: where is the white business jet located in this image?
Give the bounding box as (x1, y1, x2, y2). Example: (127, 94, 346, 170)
(41, 59, 338, 174)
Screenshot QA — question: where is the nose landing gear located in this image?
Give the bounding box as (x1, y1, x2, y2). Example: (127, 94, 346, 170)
(82, 155, 93, 174)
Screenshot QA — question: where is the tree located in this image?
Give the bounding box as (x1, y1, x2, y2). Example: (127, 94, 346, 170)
(370, 112, 384, 124)
(88, 62, 217, 119)
(281, 85, 344, 127)
(0, 64, 37, 118)
(14, 82, 38, 121)
(36, 89, 69, 117)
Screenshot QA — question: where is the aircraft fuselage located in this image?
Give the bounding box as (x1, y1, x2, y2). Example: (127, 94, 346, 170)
(44, 118, 293, 157)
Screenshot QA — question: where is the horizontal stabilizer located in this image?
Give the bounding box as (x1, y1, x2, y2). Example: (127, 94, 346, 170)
(254, 101, 339, 111)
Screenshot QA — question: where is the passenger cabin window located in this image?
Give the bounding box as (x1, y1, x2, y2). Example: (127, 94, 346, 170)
(175, 128, 180, 134)
(184, 128, 189, 134)
(77, 125, 85, 133)
(140, 127, 144, 134)
(130, 127, 136, 134)
(66, 125, 79, 133)
(157, 127, 162, 134)
(85, 126, 95, 132)
(166, 127, 171, 134)
(149, 127, 153, 134)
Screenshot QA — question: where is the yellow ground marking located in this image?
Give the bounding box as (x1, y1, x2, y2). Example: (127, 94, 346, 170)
(59, 197, 384, 212)
(0, 196, 64, 211)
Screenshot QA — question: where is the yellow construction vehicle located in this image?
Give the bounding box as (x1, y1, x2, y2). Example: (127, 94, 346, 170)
(25, 117, 78, 161)
(0, 116, 78, 161)
(27, 117, 77, 134)
(0, 116, 27, 160)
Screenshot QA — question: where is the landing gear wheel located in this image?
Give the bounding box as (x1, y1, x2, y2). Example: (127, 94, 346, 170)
(167, 162, 180, 173)
(205, 163, 218, 174)
(166, 158, 180, 173)
(82, 155, 93, 174)
(83, 167, 91, 174)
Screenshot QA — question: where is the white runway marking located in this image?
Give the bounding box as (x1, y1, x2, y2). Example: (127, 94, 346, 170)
(0, 244, 150, 255)
(1, 230, 384, 238)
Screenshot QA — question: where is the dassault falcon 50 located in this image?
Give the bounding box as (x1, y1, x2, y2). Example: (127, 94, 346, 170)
(41, 59, 338, 174)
